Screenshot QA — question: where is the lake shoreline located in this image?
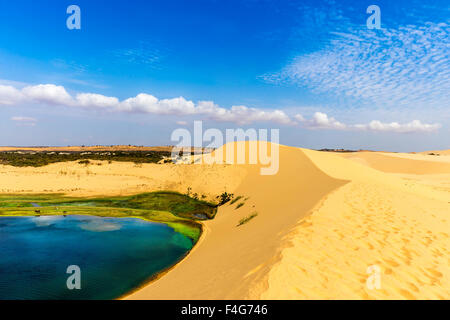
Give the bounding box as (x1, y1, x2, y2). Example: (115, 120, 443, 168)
(0, 191, 214, 242)
(0, 214, 196, 300)
(118, 222, 206, 300)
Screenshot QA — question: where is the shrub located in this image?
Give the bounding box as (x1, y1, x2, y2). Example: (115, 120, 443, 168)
(230, 195, 243, 205)
(235, 202, 244, 209)
(0, 150, 171, 167)
(216, 192, 234, 206)
(78, 159, 90, 165)
(237, 212, 258, 227)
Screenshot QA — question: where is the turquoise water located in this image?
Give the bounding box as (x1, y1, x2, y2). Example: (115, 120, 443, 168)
(0, 215, 193, 300)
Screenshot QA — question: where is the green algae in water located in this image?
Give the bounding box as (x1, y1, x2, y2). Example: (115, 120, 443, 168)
(0, 191, 213, 242)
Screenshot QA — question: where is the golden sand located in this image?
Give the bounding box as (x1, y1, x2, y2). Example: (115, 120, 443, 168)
(0, 143, 448, 299)
(261, 149, 449, 299)
(0, 160, 245, 201)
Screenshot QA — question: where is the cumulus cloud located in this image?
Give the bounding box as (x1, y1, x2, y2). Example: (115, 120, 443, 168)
(22, 84, 73, 106)
(0, 82, 441, 132)
(0, 85, 24, 105)
(295, 112, 440, 133)
(0, 83, 294, 125)
(75, 93, 119, 108)
(297, 112, 347, 130)
(118, 94, 197, 115)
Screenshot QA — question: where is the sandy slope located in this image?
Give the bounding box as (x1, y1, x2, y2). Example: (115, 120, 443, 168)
(0, 143, 448, 299)
(126, 144, 346, 299)
(420, 149, 450, 156)
(261, 149, 449, 299)
(0, 160, 246, 202)
(339, 151, 450, 174)
(127, 146, 449, 299)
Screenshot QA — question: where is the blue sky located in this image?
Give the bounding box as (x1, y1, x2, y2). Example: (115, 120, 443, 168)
(0, 0, 448, 151)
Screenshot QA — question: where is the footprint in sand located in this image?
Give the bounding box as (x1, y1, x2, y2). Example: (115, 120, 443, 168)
(397, 288, 416, 299)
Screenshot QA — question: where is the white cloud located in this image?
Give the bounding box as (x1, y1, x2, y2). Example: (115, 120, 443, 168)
(353, 120, 441, 133)
(119, 94, 197, 115)
(296, 112, 347, 130)
(11, 116, 37, 126)
(295, 112, 441, 133)
(204, 104, 294, 125)
(0, 83, 294, 125)
(112, 44, 161, 66)
(11, 116, 37, 122)
(264, 22, 450, 109)
(75, 93, 119, 109)
(0, 82, 441, 132)
(22, 84, 73, 106)
(0, 85, 24, 105)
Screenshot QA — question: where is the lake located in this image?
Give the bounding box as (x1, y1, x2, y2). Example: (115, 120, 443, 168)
(0, 215, 193, 299)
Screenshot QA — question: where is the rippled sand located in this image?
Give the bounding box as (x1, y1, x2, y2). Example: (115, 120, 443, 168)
(262, 149, 449, 299)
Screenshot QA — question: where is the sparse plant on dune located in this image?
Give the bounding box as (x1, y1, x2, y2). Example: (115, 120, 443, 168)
(237, 212, 258, 227)
(235, 202, 245, 209)
(216, 192, 234, 206)
(230, 195, 243, 205)
(78, 159, 90, 166)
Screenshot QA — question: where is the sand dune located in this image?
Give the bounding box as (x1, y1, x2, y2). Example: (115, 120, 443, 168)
(420, 150, 450, 156)
(127, 144, 449, 299)
(126, 144, 346, 299)
(261, 149, 449, 299)
(0, 143, 448, 299)
(0, 160, 246, 201)
(339, 151, 450, 174)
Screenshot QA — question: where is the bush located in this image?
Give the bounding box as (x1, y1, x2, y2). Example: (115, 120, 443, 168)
(0, 150, 171, 167)
(78, 160, 90, 165)
(230, 195, 243, 205)
(237, 212, 258, 227)
(216, 192, 234, 206)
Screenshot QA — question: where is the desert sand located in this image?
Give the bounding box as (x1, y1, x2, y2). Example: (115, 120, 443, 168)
(0, 143, 448, 299)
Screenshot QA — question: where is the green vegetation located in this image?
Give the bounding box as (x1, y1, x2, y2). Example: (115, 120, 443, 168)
(78, 159, 91, 165)
(0, 191, 219, 242)
(235, 202, 245, 209)
(237, 212, 258, 227)
(216, 192, 234, 206)
(230, 195, 243, 205)
(0, 150, 171, 167)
